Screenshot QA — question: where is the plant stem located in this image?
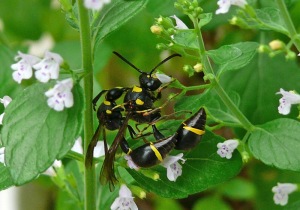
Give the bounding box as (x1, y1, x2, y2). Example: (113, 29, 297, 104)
(77, 1, 96, 210)
(192, 17, 254, 131)
(276, 0, 300, 51)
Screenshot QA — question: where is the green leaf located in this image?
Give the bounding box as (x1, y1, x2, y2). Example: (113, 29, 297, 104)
(173, 30, 198, 50)
(192, 196, 232, 210)
(93, 0, 148, 46)
(221, 54, 300, 125)
(0, 164, 14, 191)
(199, 13, 212, 28)
(238, 7, 288, 35)
(207, 42, 259, 75)
(217, 178, 256, 200)
(175, 90, 240, 125)
(127, 130, 243, 198)
(1, 82, 84, 185)
(248, 118, 300, 171)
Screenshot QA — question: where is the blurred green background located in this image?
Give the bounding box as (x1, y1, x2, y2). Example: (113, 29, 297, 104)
(1, 0, 300, 209)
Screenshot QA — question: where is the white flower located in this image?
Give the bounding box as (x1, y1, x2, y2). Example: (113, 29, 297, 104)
(155, 73, 172, 84)
(161, 153, 185, 182)
(84, 0, 111, 10)
(33, 51, 63, 83)
(216, 0, 247, 14)
(276, 88, 300, 115)
(0, 147, 5, 165)
(217, 139, 239, 159)
(0, 96, 12, 125)
(170, 15, 188, 29)
(111, 184, 138, 210)
(11, 51, 41, 84)
(298, 53, 300, 56)
(43, 160, 62, 176)
(45, 78, 74, 111)
(71, 136, 105, 157)
(272, 183, 298, 206)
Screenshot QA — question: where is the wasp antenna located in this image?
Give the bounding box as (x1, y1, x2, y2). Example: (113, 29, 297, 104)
(113, 51, 144, 73)
(150, 53, 181, 74)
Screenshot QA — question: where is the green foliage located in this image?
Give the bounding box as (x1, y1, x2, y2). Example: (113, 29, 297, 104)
(1, 83, 84, 185)
(0, 164, 13, 190)
(192, 196, 232, 210)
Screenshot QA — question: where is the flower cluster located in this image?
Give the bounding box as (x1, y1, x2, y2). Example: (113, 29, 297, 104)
(11, 51, 62, 84)
(10, 51, 74, 112)
(276, 88, 300, 115)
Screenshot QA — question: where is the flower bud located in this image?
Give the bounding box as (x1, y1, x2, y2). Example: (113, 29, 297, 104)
(285, 51, 296, 60)
(130, 185, 147, 199)
(140, 169, 160, 181)
(150, 25, 163, 35)
(156, 43, 168, 50)
(193, 63, 203, 72)
(258, 45, 269, 53)
(229, 16, 238, 25)
(241, 151, 250, 163)
(183, 65, 195, 77)
(269, 40, 284, 51)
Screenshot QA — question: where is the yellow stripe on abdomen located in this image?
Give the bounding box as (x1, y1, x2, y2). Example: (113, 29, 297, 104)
(149, 143, 163, 162)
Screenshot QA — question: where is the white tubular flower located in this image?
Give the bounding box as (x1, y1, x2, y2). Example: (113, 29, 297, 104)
(0, 147, 5, 165)
(111, 184, 138, 210)
(11, 51, 41, 84)
(170, 15, 188, 29)
(93, 141, 105, 158)
(276, 88, 300, 115)
(272, 183, 298, 206)
(84, 0, 111, 10)
(216, 0, 247, 14)
(43, 160, 62, 176)
(217, 139, 239, 159)
(34, 51, 63, 83)
(0, 96, 12, 125)
(45, 78, 74, 111)
(71, 137, 84, 154)
(161, 153, 185, 182)
(155, 73, 172, 84)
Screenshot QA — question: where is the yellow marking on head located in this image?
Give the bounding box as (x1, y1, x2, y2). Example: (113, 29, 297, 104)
(132, 86, 142, 93)
(183, 125, 205, 135)
(104, 101, 111, 105)
(136, 99, 144, 105)
(106, 110, 112, 114)
(149, 143, 163, 162)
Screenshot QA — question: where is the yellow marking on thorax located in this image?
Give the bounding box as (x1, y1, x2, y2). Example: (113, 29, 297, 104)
(106, 110, 112, 114)
(149, 143, 163, 162)
(132, 86, 142, 93)
(183, 123, 205, 135)
(127, 148, 132, 155)
(104, 100, 111, 105)
(135, 98, 144, 105)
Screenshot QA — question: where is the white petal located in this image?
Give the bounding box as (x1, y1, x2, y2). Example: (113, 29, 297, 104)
(156, 73, 172, 84)
(277, 88, 300, 104)
(0, 96, 12, 108)
(44, 51, 63, 65)
(231, 0, 247, 7)
(93, 141, 105, 157)
(278, 100, 291, 115)
(119, 184, 133, 197)
(71, 137, 83, 154)
(110, 197, 121, 210)
(35, 70, 51, 83)
(170, 15, 188, 29)
(63, 92, 74, 108)
(0, 113, 4, 125)
(124, 155, 139, 170)
(225, 139, 239, 150)
(84, 0, 110, 10)
(216, 0, 231, 14)
(0, 147, 5, 164)
(17, 51, 41, 65)
(166, 162, 182, 181)
(161, 153, 184, 167)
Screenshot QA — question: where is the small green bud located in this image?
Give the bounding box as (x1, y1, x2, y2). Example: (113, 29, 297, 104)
(229, 16, 238, 25)
(258, 45, 270, 53)
(203, 73, 214, 81)
(183, 65, 195, 77)
(130, 185, 147, 199)
(241, 151, 250, 163)
(140, 169, 160, 181)
(286, 51, 296, 60)
(156, 43, 168, 50)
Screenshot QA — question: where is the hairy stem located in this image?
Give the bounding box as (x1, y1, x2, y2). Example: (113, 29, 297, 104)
(77, 1, 96, 210)
(276, 0, 300, 51)
(192, 17, 254, 131)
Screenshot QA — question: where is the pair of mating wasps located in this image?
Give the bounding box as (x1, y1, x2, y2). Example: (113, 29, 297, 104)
(85, 52, 206, 190)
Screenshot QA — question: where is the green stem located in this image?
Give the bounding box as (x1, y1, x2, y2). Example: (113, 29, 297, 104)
(77, 1, 96, 210)
(192, 17, 254, 131)
(276, 0, 300, 51)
